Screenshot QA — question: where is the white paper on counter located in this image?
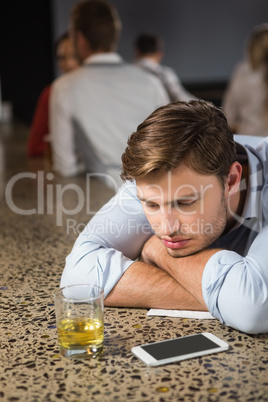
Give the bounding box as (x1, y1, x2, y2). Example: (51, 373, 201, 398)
(147, 309, 215, 319)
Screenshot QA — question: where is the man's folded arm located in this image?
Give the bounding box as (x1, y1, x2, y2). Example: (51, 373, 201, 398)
(141, 229, 268, 334)
(203, 226, 268, 334)
(61, 233, 205, 310)
(104, 260, 205, 310)
(60, 182, 205, 310)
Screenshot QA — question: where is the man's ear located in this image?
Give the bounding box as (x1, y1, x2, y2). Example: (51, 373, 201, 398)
(226, 162, 243, 196)
(155, 50, 164, 63)
(75, 30, 92, 57)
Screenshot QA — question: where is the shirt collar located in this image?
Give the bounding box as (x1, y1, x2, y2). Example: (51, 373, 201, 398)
(234, 143, 263, 229)
(136, 58, 160, 71)
(83, 53, 123, 65)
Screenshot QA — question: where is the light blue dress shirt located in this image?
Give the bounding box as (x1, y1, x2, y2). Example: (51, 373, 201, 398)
(61, 136, 268, 334)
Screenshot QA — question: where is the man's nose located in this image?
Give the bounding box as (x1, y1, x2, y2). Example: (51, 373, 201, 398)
(159, 210, 181, 236)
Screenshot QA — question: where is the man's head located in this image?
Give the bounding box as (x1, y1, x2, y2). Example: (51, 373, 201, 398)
(121, 100, 236, 186)
(134, 32, 164, 63)
(121, 101, 242, 258)
(70, 0, 122, 61)
(247, 23, 268, 70)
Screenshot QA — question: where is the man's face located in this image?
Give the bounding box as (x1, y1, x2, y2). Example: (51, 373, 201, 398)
(56, 38, 80, 73)
(136, 164, 230, 258)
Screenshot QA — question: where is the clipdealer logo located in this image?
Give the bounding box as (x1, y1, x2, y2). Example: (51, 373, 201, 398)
(5, 169, 264, 235)
(4, 171, 121, 227)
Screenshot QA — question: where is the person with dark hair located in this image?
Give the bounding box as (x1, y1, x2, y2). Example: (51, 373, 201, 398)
(61, 100, 268, 334)
(27, 32, 80, 157)
(54, 32, 80, 74)
(223, 23, 268, 136)
(49, 1, 168, 185)
(134, 32, 196, 102)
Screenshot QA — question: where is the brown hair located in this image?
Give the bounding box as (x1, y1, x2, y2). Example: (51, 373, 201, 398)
(135, 32, 164, 55)
(121, 100, 236, 185)
(71, 0, 121, 52)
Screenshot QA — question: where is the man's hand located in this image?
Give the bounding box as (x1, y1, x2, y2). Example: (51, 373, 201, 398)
(139, 235, 167, 267)
(106, 236, 219, 311)
(105, 259, 206, 310)
(139, 234, 221, 310)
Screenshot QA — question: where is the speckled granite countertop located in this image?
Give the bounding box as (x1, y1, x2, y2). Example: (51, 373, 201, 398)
(1, 122, 268, 402)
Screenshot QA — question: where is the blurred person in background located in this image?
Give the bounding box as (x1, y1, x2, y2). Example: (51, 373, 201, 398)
(134, 32, 196, 103)
(49, 0, 168, 187)
(27, 32, 80, 157)
(223, 24, 268, 137)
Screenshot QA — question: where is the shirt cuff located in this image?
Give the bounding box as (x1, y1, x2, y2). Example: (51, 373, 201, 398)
(202, 250, 243, 322)
(98, 249, 134, 298)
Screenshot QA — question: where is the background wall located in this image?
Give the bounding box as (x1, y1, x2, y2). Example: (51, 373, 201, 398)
(52, 0, 268, 83)
(1, 0, 267, 124)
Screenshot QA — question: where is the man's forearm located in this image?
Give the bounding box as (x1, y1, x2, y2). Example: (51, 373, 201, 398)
(162, 249, 220, 309)
(140, 235, 221, 309)
(104, 261, 206, 310)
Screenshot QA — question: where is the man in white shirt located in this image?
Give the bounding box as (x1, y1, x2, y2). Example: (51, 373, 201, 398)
(49, 1, 168, 186)
(134, 32, 196, 103)
(61, 100, 268, 334)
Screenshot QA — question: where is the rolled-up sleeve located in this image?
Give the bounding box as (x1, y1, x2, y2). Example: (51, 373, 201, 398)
(61, 237, 134, 298)
(202, 225, 268, 334)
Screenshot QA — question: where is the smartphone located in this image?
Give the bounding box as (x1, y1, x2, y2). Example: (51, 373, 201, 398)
(131, 332, 229, 366)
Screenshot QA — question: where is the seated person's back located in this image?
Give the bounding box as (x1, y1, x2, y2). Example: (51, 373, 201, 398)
(50, 1, 169, 186)
(223, 24, 268, 137)
(134, 32, 196, 103)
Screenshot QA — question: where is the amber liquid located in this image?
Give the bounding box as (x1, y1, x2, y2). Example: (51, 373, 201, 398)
(58, 317, 103, 350)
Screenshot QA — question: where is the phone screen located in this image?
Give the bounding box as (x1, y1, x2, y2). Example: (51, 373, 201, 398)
(141, 334, 221, 361)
